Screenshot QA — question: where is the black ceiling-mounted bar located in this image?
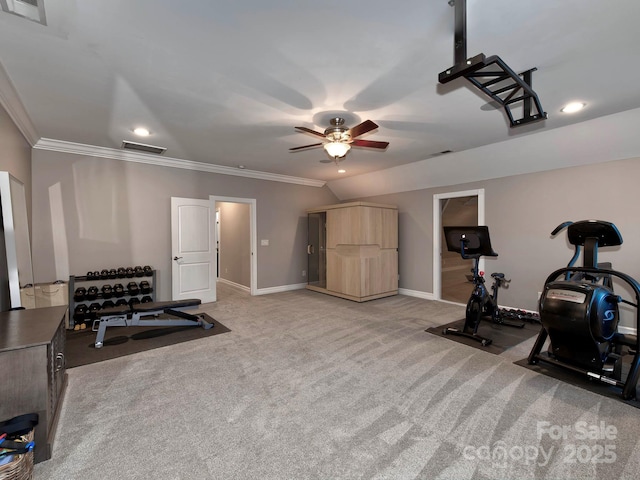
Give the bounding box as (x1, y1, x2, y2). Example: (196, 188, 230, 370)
(439, 0, 547, 127)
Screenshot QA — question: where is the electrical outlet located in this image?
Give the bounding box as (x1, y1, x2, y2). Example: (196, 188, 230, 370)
(302, 270, 306, 277)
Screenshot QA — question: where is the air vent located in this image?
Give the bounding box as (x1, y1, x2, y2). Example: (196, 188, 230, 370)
(0, 0, 47, 25)
(121, 141, 167, 155)
(430, 149, 453, 157)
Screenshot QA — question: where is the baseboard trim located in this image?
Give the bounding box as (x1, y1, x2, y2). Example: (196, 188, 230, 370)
(255, 283, 307, 296)
(398, 288, 436, 301)
(217, 277, 250, 293)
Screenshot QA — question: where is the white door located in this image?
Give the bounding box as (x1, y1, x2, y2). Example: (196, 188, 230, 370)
(171, 197, 216, 302)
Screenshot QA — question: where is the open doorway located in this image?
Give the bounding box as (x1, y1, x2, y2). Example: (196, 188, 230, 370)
(440, 196, 477, 303)
(209, 195, 257, 299)
(433, 189, 485, 302)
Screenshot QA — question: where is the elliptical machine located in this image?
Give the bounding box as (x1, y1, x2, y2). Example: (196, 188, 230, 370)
(442, 226, 524, 346)
(528, 220, 640, 400)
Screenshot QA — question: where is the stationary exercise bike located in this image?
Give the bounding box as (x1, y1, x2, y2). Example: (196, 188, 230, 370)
(527, 220, 640, 400)
(442, 226, 524, 346)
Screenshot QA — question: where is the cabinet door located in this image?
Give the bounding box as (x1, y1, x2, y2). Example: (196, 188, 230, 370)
(380, 208, 398, 249)
(327, 206, 397, 248)
(361, 250, 398, 296)
(326, 248, 361, 297)
(327, 207, 356, 247)
(52, 319, 66, 406)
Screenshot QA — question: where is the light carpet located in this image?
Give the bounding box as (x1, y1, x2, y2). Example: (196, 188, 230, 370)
(34, 283, 640, 479)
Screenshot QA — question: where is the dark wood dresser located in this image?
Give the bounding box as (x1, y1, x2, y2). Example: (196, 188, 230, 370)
(0, 305, 67, 463)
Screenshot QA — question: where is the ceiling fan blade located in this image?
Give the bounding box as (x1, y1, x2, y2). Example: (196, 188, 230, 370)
(289, 143, 323, 151)
(351, 139, 389, 149)
(348, 119, 379, 139)
(294, 126, 326, 138)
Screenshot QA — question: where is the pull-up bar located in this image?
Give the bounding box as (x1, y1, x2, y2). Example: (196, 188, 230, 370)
(438, 0, 547, 127)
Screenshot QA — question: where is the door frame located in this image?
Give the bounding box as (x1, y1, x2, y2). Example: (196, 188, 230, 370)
(209, 195, 257, 296)
(432, 188, 485, 301)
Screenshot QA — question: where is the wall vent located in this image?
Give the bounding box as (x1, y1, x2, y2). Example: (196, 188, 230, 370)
(430, 149, 453, 157)
(121, 141, 167, 155)
(0, 0, 47, 25)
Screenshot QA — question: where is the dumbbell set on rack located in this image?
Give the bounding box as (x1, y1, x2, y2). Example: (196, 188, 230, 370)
(70, 266, 155, 330)
(83, 265, 153, 281)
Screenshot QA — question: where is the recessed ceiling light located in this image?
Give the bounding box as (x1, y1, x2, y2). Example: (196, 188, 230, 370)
(338, 169, 346, 173)
(0, 0, 47, 25)
(560, 102, 586, 113)
(133, 127, 150, 136)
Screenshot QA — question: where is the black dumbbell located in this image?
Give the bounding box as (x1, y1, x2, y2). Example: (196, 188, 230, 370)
(74, 287, 87, 302)
(88, 302, 101, 319)
(143, 265, 153, 277)
(126, 267, 135, 278)
(115, 298, 128, 307)
(101, 284, 113, 299)
(117, 267, 127, 278)
(109, 268, 118, 279)
(141, 295, 153, 303)
(127, 282, 139, 296)
(134, 266, 144, 277)
(100, 269, 110, 280)
(73, 304, 88, 323)
(86, 286, 99, 300)
(102, 300, 115, 309)
(139, 281, 151, 294)
(113, 283, 125, 298)
(128, 297, 140, 307)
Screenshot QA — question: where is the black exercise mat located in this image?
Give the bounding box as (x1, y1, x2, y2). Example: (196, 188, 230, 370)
(515, 356, 640, 409)
(426, 318, 541, 354)
(65, 313, 230, 368)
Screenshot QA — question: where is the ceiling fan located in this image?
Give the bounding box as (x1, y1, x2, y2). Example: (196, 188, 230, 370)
(290, 117, 389, 160)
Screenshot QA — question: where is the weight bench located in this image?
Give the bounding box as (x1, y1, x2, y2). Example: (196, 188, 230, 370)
(92, 298, 213, 348)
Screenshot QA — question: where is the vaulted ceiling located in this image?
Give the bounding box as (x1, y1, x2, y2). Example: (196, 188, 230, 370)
(1, 0, 639, 186)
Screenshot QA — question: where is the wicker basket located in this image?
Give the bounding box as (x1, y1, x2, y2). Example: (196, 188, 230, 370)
(0, 430, 34, 480)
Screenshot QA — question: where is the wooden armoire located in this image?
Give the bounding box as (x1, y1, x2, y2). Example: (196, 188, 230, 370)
(306, 201, 398, 302)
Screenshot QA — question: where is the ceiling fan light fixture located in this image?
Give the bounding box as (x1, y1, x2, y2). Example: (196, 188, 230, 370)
(324, 141, 351, 158)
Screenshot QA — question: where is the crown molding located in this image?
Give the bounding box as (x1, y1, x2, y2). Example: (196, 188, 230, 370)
(0, 61, 39, 146)
(33, 138, 326, 188)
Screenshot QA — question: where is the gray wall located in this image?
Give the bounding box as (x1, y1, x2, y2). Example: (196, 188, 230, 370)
(31, 150, 338, 300)
(361, 156, 640, 327)
(0, 102, 31, 220)
(218, 201, 250, 288)
(0, 102, 31, 311)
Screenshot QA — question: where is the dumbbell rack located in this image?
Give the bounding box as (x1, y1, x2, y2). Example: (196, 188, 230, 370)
(68, 268, 157, 329)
